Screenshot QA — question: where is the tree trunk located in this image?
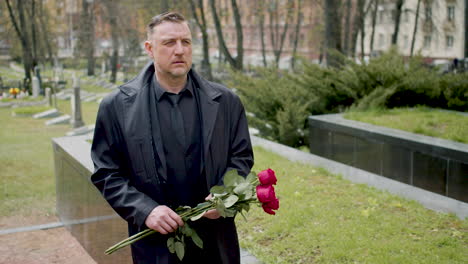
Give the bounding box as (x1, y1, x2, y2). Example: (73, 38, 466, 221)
(189, 0, 213, 80)
(391, 0, 404, 45)
(231, 0, 243, 70)
(410, 0, 422, 56)
(344, 0, 352, 56)
(31, 0, 38, 67)
(86, 1, 95, 76)
(209, 0, 242, 70)
(324, 0, 342, 67)
(370, 0, 379, 53)
(291, 0, 303, 70)
(161, 0, 170, 12)
(269, 0, 294, 68)
(38, 0, 54, 63)
(6, 0, 33, 89)
(257, 1, 267, 67)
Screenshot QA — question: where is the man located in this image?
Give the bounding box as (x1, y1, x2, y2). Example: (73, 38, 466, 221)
(90, 12, 253, 264)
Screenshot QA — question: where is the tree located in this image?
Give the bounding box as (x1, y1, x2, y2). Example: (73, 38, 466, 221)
(255, 1, 268, 67)
(324, 0, 342, 67)
(343, 0, 352, 56)
(102, 0, 120, 83)
(291, 0, 303, 70)
(77, 0, 95, 76)
(391, 0, 405, 45)
(189, 0, 213, 80)
(370, 0, 380, 53)
(268, 0, 294, 68)
(410, 0, 422, 56)
(5, 0, 34, 86)
(209, 0, 243, 70)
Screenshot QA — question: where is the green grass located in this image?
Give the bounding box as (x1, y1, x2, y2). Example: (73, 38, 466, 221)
(344, 107, 468, 144)
(236, 147, 468, 263)
(0, 98, 99, 218)
(12, 105, 52, 115)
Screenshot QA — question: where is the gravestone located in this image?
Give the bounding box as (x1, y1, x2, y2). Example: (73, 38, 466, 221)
(70, 76, 85, 128)
(32, 76, 40, 98)
(33, 108, 60, 119)
(45, 88, 52, 107)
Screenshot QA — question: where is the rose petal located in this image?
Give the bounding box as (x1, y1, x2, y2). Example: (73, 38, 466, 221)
(264, 198, 279, 210)
(256, 185, 276, 203)
(258, 168, 277, 185)
(262, 204, 276, 215)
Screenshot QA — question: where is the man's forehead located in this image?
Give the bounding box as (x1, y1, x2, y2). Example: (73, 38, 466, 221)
(153, 22, 191, 39)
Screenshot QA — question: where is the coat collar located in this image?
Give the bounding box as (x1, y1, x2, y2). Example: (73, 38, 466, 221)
(120, 61, 221, 101)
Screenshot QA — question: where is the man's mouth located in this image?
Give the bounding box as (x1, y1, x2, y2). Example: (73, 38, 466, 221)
(172, 61, 185, 64)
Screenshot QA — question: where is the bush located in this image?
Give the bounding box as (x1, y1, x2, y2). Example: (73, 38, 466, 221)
(228, 67, 309, 147)
(228, 48, 466, 148)
(441, 72, 468, 111)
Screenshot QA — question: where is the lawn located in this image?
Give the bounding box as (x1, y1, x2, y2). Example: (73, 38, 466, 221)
(237, 147, 467, 263)
(0, 102, 466, 263)
(344, 107, 468, 144)
(0, 99, 99, 220)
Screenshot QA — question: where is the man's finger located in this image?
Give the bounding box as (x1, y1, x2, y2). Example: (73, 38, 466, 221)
(168, 211, 184, 226)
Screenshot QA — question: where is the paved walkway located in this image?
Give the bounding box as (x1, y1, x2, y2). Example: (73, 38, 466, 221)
(0, 222, 261, 263)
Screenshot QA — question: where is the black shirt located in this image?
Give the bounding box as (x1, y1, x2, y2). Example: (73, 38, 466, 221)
(151, 75, 206, 207)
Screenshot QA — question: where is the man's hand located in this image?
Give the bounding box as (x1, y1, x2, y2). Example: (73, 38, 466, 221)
(203, 194, 221, 220)
(145, 205, 184, 234)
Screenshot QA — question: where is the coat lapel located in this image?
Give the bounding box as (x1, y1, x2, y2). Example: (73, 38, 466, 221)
(121, 62, 167, 182)
(190, 71, 221, 172)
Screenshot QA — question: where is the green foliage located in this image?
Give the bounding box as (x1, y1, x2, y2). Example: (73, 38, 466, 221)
(229, 48, 466, 147)
(441, 72, 468, 111)
(228, 67, 310, 147)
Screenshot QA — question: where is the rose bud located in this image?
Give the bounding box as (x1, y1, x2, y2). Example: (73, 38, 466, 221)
(258, 168, 277, 185)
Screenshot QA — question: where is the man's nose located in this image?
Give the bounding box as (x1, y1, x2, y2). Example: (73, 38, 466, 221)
(174, 41, 184, 54)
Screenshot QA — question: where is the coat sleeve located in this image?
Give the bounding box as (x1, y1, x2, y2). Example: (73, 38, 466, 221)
(90, 96, 158, 228)
(226, 94, 254, 178)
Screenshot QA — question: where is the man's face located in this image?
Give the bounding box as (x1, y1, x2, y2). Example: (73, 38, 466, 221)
(145, 21, 193, 79)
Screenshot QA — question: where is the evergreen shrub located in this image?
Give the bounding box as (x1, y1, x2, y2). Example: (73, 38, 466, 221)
(228, 48, 467, 147)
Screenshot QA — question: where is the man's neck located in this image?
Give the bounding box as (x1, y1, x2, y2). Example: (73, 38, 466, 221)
(155, 71, 187, 94)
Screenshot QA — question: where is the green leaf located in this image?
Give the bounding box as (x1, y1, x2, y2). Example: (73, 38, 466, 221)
(167, 237, 175, 253)
(223, 170, 242, 187)
(175, 241, 185, 260)
(210, 185, 226, 194)
(223, 194, 239, 208)
(246, 172, 257, 183)
(191, 230, 204, 249)
(233, 182, 250, 196)
(225, 208, 237, 217)
(180, 224, 193, 236)
(216, 202, 227, 218)
(244, 188, 253, 200)
(190, 211, 206, 221)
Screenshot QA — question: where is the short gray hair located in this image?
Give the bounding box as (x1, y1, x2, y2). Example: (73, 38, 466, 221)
(147, 12, 187, 39)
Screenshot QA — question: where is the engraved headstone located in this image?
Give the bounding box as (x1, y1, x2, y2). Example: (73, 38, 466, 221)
(70, 75, 85, 128)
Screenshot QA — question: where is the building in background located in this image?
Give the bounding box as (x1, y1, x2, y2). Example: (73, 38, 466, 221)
(357, 0, 467, 65)
(202, 0, 324, 69)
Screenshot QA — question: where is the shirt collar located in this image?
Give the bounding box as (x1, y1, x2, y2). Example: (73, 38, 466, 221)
(152, 74, 193, 102)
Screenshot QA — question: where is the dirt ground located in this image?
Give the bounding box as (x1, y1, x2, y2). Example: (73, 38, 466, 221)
(0, 217, 96, 264)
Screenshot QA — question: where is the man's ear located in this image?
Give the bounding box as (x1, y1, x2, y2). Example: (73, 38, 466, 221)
(144, 41, 153, 58)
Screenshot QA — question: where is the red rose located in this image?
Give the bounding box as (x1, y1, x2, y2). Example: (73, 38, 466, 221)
(258, 168, 277, 185)
(256, 184, 276, 203)
(262, 198, 279, 215)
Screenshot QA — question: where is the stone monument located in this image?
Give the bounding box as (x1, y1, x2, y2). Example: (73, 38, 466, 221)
(70, 75, 85, 128)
